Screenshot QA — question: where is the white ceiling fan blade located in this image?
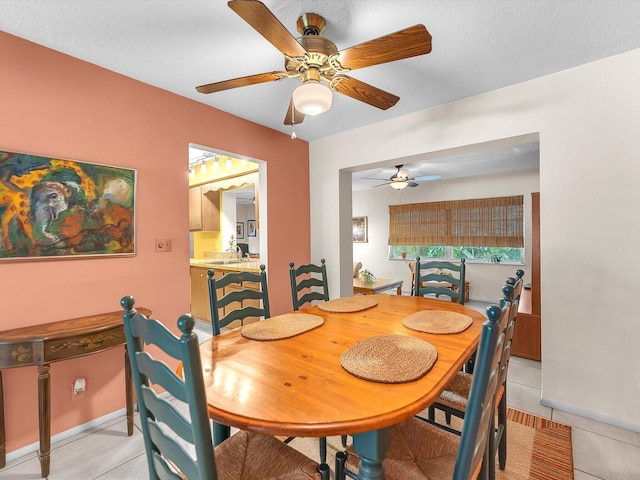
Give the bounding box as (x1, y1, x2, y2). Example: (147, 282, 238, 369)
(414, 174, 442, 181)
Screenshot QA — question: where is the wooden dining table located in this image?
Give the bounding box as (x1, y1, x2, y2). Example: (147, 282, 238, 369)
(199, 294, 485, 480)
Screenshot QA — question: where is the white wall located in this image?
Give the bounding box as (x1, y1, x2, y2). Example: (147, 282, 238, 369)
(309, 48, 640, 431)
(353, 169, 539, 301)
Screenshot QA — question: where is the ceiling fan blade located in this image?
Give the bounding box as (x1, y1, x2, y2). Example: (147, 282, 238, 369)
(283, 98, 305, 125)
(228, 0, 307, 58)
(196, 71, 287, 94)
(407, 181, 419, 187)
(334, 24, 432, 71)
(362, 177, 387, 181)
(415, 174, 442, 182)
(372, 182, 391, 188)
(332, 75, 399, 110)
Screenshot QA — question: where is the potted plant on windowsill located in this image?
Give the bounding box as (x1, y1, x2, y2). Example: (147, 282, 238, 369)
(360, 269, 375, 285)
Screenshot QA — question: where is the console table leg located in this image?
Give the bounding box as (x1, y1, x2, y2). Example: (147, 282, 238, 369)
(124, 346, 134, 436)
(37, 364, 51, 478)
(0, 370, 5, 469)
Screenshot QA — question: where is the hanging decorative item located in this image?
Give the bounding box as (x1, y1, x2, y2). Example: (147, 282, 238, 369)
(0, 149, 136, 261)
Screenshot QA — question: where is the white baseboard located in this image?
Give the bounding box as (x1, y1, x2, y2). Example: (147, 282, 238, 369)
(6, 407, 131, 463)
(541, 397, 640, 433)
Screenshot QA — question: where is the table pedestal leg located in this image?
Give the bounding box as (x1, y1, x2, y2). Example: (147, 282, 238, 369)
(0, 370, 5, 469)
(352, 428, 390, 480)
(213, 422, 230, 446)
(124, 346, 134, 436)
(38, 364, 51, 478)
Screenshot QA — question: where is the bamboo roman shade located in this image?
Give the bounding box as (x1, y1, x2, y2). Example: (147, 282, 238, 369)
(389, 195, 524, 247)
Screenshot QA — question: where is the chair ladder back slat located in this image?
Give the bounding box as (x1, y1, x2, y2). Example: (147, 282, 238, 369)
(137, 352, 188, 403)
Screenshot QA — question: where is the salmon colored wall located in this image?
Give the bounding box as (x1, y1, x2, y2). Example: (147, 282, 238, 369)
(0, 31, 310, 454)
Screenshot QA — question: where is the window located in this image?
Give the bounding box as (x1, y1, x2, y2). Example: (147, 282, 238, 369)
(389, 196, 524, 263)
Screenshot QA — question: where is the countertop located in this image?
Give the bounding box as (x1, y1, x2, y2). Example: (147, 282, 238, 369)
(190, 259, 262, 273)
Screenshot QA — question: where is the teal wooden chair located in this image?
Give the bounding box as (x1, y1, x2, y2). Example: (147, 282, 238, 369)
(425, 275, 523, 479)
(207, 265, 271, 444)
(289, 259, 329, 310)
(288, 259, 334, 463)
(414, 257, 466, 305)
(208, 265, 270, 336)
(337, 302, 509, 480)
(121, 295, 328, 480)
(506, 269, 525, 302)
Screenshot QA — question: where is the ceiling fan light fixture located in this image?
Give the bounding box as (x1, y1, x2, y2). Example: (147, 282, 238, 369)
(293, 81, 332, 116)
(390, 181, 408, 190)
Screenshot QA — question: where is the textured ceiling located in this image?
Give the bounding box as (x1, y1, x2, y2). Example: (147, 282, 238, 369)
(2, 0, 640, 143)
(2, 1, 639, 189)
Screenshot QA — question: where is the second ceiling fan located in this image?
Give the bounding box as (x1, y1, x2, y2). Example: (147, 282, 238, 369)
(366, 165, 441, 190)
(196, 0, 433, 125)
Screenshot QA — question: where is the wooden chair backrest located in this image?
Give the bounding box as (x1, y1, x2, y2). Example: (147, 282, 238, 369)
(289, 259, 329, 310)
(453, 301, 510, 480)
(122, 295, 218, 480)
(208, 265, 270, 336)
(414, 257, 466, 305)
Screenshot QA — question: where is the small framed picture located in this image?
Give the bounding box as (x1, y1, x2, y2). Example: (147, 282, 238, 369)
(247, 219, 256, 237)
(236, 222, 244, 239)
(352, 216, 368, 243)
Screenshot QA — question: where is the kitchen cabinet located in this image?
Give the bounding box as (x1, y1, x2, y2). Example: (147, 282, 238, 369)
(190, 266, 222, 323)
(189, 184, 221, 231)
(189, 187, 202, 230)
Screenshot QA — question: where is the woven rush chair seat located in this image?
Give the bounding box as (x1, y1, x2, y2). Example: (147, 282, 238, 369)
(215, 430, 323, 479)
(345, 418, 473, 480)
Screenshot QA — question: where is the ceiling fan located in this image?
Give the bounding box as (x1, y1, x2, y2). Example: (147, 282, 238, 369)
(366, 165, 441, 190)
(195, 0, 432, 126)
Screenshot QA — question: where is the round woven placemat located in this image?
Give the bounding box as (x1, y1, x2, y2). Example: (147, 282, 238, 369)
(340, 335, 438, 383)
(317, 296, 378, 313)
(241, 313, 324, 341)
(402, 310, 473, 334)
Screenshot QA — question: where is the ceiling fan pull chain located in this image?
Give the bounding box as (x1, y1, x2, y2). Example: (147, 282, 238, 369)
(290, 101, 297, 140)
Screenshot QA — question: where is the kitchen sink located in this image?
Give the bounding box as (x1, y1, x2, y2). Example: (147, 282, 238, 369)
(191, 259, 244, 265)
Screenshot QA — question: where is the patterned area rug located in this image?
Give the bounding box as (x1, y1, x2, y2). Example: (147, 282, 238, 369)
(286, 407, 573, 479)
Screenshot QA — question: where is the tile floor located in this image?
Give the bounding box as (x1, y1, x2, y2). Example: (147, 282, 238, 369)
(2, 315, 639, 479)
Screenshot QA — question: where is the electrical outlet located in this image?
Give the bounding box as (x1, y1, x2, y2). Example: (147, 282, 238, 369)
(71, 378, 86, 401)
(156, 237, 172, 252)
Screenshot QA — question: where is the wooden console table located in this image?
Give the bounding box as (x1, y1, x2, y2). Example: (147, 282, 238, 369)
(0, 307, 150, 477)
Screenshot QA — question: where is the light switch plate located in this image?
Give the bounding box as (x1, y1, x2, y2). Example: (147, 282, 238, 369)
(156, 238, 172, 252)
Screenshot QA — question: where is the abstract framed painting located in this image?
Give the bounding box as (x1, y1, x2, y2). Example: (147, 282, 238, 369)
(0, 149, 136, 260)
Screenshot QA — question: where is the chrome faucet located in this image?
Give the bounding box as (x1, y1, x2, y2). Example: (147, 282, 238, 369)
(236, 245, 243, 261)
